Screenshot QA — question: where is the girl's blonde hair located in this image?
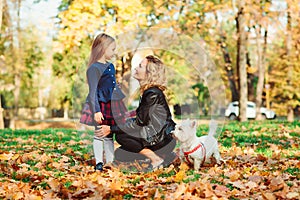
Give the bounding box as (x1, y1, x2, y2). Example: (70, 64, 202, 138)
(87, 33, 115, 67)
(139, 55, 167, 93)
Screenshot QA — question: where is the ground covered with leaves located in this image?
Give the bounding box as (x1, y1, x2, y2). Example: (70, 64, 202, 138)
(0, 120, 299, 199)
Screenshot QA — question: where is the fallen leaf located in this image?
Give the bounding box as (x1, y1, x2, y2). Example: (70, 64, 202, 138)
(110, 180, 123, 192)
(245, 181, 258, 189)
(286, 192, 299, 199)
(262, 192, 276, 200)
(231, 181, 246, 189)
(256, 154, 268, 162)
(179, 162, 190, 171)
(225, 171, 240, 181)
(173, 183, 186, 198)
(269, 177, 284, 192)
(24, 194, 42, 200)
(13, 192, 24, 200)
(47, 178, 60, 192)
(175, 170, 185, 182)
(248, 175, 263, 183)
(203, 183, 215, 198)
(72, 188, 94, 199)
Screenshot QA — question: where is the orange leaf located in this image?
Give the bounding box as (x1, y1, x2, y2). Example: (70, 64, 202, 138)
(225, 171, 240, 181)
(47, 178, 60, 192)
(65, 148, 74, 155)
(13, 192, 24, 200)
(110, 181, 123, 192)
(262, 192, 276, 200)
(24, 194, 42, 200)
(296, 161, 300, 169)
(179, 162, 189, 171)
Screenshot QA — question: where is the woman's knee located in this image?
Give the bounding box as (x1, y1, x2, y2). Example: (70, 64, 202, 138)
(115, 134, 143, 153)
(115, 133, 128, 146)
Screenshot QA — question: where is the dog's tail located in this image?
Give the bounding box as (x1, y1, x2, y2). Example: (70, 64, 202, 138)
(208, 120, 218, 138)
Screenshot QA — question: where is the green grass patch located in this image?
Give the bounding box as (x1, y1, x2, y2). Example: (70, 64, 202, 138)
(284, 167, 300, 177)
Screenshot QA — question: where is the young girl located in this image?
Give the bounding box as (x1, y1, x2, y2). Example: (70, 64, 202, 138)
(85, 33, 127, 171)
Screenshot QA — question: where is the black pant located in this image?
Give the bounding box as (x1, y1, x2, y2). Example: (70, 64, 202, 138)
(115, 132, 176, 162)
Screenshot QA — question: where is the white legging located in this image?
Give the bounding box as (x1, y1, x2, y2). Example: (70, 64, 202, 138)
(93, 136, 114, 164)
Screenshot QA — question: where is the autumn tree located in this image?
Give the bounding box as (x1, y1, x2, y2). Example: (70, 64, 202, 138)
(269, 0, 300, 121)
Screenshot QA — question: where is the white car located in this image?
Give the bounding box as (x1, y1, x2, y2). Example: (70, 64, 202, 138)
(225, 101, 276, 120)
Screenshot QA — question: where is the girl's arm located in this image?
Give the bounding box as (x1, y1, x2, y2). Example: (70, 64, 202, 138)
(87, 66, 101, 114)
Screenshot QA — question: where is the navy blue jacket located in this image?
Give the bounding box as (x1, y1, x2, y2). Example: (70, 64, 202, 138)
(86, 62, 125, 114)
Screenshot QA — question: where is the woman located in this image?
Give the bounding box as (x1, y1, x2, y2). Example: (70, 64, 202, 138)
(97, 55, 176, 170)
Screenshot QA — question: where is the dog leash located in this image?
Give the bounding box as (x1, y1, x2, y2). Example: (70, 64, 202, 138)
(183, 142, 206, 166)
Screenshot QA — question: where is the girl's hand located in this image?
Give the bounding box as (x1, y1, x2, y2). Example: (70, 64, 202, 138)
(94, 112, 104, 124)
(95, 125, 111, 138)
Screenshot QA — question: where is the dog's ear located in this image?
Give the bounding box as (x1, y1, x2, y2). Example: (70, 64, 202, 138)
(191, 120, 197, 128)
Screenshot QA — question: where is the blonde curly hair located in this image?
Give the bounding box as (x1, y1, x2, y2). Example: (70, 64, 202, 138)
(139, 55, 167, 93)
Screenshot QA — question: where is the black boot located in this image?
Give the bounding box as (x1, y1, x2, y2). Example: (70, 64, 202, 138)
(162, 152, 177, 167)
(95, 162, 104, 171)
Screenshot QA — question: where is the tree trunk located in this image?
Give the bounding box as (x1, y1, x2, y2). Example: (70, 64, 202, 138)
(11, 0, 22, 128)
(219, 35, 239, 101)
(286, 6, 294, 122)
(245, 27, 255, 102)
(0, 0, 3, 30)
(287, 105, 294, 122)
(255, 25, 265, 120)
(263, 29, 270, 109)
(237, 0, 248, 122)
(0, 0, 4, 129)
(0, 97, 4, 129)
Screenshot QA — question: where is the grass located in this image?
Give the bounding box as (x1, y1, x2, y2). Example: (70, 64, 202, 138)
(196, 120, 300, 157)
(0, 119, 299, 199)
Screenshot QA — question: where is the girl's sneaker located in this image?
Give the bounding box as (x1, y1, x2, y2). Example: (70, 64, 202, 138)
(95, 162, 104, 171)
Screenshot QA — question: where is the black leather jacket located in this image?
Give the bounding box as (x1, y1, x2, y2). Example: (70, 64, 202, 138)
(111, 86, 176, 146)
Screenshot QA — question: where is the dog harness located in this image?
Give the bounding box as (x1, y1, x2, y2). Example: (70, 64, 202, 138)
(183, 142, 206, 166)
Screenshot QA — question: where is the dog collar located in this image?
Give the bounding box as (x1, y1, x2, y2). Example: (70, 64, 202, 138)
(183, 142, 206, 167)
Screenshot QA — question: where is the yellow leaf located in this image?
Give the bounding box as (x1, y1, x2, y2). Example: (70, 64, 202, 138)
(83, 154, 90, 160)
(0, 152, 13, 161)
(11, 154, 19, 161)
(175, 170, 185, 182)
(13, 192, 24, 200)
(179, 162, 189, 171)
(25, 194, 42, 200)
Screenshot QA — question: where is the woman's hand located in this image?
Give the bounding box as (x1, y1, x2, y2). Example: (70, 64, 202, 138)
(94, 112, 104, 124)
(95, 125, 111, 138)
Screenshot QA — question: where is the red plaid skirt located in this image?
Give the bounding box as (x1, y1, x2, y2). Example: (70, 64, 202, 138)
(99, 100, 127, 126)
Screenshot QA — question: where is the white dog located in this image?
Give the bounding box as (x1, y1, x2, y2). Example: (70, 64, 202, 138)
(173, 119, 221, 171)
